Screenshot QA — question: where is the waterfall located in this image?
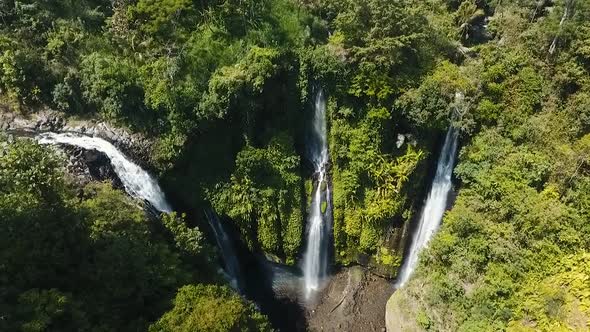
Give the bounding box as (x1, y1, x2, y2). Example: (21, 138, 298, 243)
(302, 89, 332, 300)
(36, 132, 172, 213)
(204, 209, 244, 294)
(395, 125, 459, 287)
(549, 0, 575, 55)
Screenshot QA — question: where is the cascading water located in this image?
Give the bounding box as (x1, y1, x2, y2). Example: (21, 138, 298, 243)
(37, 132, 172, 213)
(302, 89, 332, 300)
(548, 0, 575, 55)
(204, 209, 244, 294)
(395, 123, 459, 288)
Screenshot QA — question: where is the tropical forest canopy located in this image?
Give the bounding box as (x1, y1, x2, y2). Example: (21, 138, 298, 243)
(0, 0, 589, 331)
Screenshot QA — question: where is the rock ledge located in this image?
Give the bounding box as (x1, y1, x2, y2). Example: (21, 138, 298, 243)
(0, 108, 153, 168)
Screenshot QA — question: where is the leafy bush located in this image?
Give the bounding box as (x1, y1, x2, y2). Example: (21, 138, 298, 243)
(210, 134, 303, 262)
(149, 284, 272, 332)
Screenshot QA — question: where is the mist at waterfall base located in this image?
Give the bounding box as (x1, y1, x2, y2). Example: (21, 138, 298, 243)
(37, 132, 172, 213)
(301, 89, 332, 300)
(395, 126, 459, 287)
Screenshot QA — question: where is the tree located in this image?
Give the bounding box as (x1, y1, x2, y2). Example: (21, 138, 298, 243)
(149, 284, 272, 332)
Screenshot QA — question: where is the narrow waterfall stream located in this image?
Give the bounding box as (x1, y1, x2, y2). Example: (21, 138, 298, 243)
(396, 125, 459, 287)
(548, 0, 575, 55)
(204, 209, 244, 294)
(302, 89, 332, 300)
(37, 132, 172, 213)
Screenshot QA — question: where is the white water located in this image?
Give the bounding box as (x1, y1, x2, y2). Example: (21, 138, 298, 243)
(549, 0, 574, 55)
(302, 89, 331, 300)
(396, 125, 459, 287)
(37, 132, 172, 213)
(204, 209, 243, 293)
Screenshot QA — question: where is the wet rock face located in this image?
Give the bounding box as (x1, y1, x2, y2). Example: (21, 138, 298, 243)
(62, 145, 123, 189)
(36, 113, 66, 131)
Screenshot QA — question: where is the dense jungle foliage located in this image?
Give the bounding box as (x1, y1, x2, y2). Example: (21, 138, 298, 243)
(388, 0, 590, 331)
(0, 138, 270, 331)
(0, 0, 454, 271)
(1, 0, 589, 331)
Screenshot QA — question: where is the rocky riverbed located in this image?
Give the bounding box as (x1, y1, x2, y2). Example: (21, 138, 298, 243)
(305, 266, 394, 332)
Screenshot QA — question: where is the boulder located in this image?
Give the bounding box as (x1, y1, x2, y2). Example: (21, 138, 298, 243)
(61, 145, 123, 189)
(385, 289, 423, 332)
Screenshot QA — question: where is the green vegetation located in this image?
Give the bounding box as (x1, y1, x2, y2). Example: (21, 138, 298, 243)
(0, 138, 269, 331)
(0, 0, 451, 269)
(209, 136, 303, 263)
(2, 0, 590, 330)
(150, 284, 272, 332)
(390, 0, 590, 330)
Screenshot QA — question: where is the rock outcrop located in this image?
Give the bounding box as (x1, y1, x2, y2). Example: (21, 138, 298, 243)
(60, 145, 123, 189)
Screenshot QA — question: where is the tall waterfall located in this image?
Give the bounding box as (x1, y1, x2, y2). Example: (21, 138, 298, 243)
(204, 209, 244, 293)
(396, 125, 459, 287)
(37, 132, 172, 213)
(302, 89, 331, 299)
